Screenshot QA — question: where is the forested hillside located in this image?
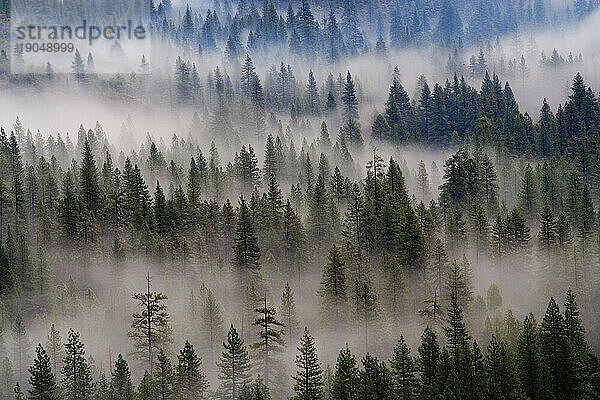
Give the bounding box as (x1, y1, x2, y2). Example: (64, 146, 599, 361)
(2, 0, 600, 399)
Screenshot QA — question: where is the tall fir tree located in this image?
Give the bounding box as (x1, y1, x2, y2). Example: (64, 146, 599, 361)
(331, 346, 359, 400)
(176, 341, 208, 400)
(389, 335, 416, 400)
(128, 273, 172, 374)
(28, 344, 58, 400)
(61, 329, 93, 400)
(233, 195, 261, 283)
(291, 327, 324, 400)
(217, 325, 252, 400)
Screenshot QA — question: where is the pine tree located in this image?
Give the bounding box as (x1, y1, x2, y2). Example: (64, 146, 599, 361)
(297, 0, 317, 55)
(519, 163, 539, 221)
(200, 289, 224, 367)
(389, 335, 416, 400)
(79, 139, 101, 216)
(372, 114, 391, 140)
(176, 341, 208, 400)
(319, 245, 348, 328)
(12, 314, 30, 383)
(540, 297, 576, 400)
(9, 133, 26, 229)
(61, 329, 93, 400)
(154, 350, 175, 400)
(443, 260, 473, 311)
(517, 314, 541, 400)
(14, 382, 25, 400)
(0, 242, 15, 297)
(44, 327, 63, 375)
(1, 357, 15, 400)
(556, 213, 573, 252)
(563, 289, 589, 396)
(281, 283, 300, 342)
(563, 289, 588, 358)
(428, 239, 449, 297)
(128, 272, 172, 373)
(111, 355, 135, 400)
(71, 50, 85, 82)
(382, 255, 407, 321)
(217, 325, 251, 400)
(28, 344, 58, 400)
(416, 160, 430, 201)
(490, 213, 507, 267)
(237, 376, 271, 400)
(538, 202, 557, 253)
(479, 154, 499, 215)
(251, 298, 285, 388)
(266, 174, 283, 230)
(341, 71, 359, 122)
(138, 371, 155, 400)
(307, 173, 334, 249)
(331, 346, 359, 400)
(469, 203, 489, 266)
(282, 200, 305, 274)
(233, 195, 261, 282)
(306, 70, 320, 115)
(485, 335, 521, 400)
(291, 327, 323, 400)
(357, 353, 394, 400)
(577, 184, 595, 258)
(418, 326, 439, 393)
(263, 135, 278, 184)
(444, 289, 468, 352)
(397, 205, 427, 273)
(187, 158, 202, 215)
(354, 279, 380, 353)
(339, 114, 364, 148)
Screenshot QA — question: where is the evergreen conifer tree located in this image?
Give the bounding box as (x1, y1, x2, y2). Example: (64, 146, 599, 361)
(389, 335, 416, 400)
(281, 283, 300, 342)
(154, 350, 175, 400)
(28, 344, 58, 400)
(176, 341, 208, 400)
(291, 327, 323, 400)
(111, 355, 135, 400)
(319, 245, 348, 328)
(128, 273, 172, 373)
(251, 298, 285, 388)
(61, 329, 93, 400)
(331, 346, 358, 400)
(233, 195, 261, 282)
(217, 325, 252, 400)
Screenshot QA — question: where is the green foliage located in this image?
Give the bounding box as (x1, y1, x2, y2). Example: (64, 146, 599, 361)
(28, 344, 58, 400)
(138, 371, 155, 400)
(128, 274, 172, 372)
(281, 283, 300, 341)
(237, 376, 271, 400)
(291, 327, 323, 400)
(154, 349, 175, 400)
(61, 329, 93, 400)
(357, 353, 394, 400)
(176, 341, 208, 400)
(517, 314, 541, 400)
(233, 195, 261, 282)
(540, 298, 577, 400)
(389, 335, 416, 400)
(251, 298, 285, 388)
(111, 355, 135, 400)
(331, 346, 359, 400)
(217, 325, 252, 400)
(319, 245, 348, 328)
(485, 335, 521, 399)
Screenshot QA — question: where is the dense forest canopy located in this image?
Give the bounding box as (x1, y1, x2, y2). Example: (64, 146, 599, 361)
(2, 0, 600, 399)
